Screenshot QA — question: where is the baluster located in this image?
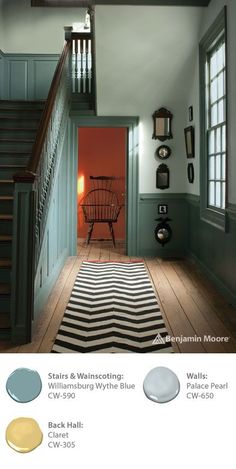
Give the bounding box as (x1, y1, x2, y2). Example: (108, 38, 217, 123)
(88, 39, 92, 94)
(80, 38, 84, 94)
(74, 38, 78, 93)
(85, 39, 89, 94)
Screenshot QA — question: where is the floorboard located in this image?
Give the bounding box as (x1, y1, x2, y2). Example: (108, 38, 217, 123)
(1, 240, 236, 353)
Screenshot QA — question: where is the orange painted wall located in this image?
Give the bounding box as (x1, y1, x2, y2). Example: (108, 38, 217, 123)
(77, 127, 126, 240)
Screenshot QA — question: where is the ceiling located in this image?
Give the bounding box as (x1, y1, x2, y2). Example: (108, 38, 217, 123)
(32, 1, 211, 7)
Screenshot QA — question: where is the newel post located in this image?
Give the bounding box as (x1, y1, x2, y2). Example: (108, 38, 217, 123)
(11, 171, 36, 344)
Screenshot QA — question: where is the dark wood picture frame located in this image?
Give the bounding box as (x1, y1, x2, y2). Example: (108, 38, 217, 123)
(152, 107, 173, 141)
(187, 163, 194, 183)
(184, 125, 195, 158)
(188, 105, 193, 121)
(156, 164, 170, 190)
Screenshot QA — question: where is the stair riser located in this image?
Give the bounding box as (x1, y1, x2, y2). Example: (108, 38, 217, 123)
(0, 269, 11, 283)
(0, 142, 33, 152)
(0, 244, 12, 258)
(0, 110, 42, 119)
(0, 155, 30, 165)
(0, 199, 13, 214)
(0, 129, 37, 139)
(0, 185, 14, 196)
(0, 221, 13, 234)
(0, 168, 25, 179)
(0, 119, 40, 129)
(0, 296, 10, 313)
(0, 101, 44, 110)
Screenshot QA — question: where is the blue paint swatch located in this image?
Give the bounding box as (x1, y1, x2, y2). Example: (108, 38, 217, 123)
(6, 368, 42, 403)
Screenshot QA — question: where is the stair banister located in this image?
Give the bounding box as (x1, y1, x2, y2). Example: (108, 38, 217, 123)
(11, 31, 73, 344)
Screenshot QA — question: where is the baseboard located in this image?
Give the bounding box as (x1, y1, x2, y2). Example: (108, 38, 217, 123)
(138, 248, 186, 258)
(187, 250, 236, 308)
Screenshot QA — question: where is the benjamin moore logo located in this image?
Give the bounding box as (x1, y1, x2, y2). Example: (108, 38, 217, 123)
(152, 333, 166, 345)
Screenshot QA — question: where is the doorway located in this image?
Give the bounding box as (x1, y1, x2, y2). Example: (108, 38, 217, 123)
(70, 116, 139, 257)
(77, 127, 127, 250)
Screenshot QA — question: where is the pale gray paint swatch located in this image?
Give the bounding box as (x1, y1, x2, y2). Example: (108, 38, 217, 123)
(143, 366, 180, 403)
(6, 368, 42, 403)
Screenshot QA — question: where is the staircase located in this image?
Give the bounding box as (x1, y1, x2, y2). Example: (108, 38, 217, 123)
(0, 100, 44, 338)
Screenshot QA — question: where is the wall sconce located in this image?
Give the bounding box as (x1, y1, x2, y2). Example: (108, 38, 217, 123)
(152, 107, 173, 141)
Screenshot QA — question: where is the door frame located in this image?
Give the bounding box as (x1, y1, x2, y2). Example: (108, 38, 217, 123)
(70, 115, 139, 256)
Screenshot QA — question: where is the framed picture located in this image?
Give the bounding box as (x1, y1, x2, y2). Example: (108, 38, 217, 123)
(184, 126, 195, 158)
(187, 163, 194, 183)
(188, 106, 193, 122)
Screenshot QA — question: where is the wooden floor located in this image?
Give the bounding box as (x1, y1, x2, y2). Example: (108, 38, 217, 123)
(1, 239, 236, 353)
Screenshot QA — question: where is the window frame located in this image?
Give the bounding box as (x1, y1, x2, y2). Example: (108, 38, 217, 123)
(199, 6, 228, 231)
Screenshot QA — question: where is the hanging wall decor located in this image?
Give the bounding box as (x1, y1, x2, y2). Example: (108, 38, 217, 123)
(188, 106, 193, 122)
(152, 107, 173, 141)
(184, 125, 195, 158)
(187, 163, 194, 183)
(156, 164, 170, 190)
(156, 145, 171, 160)
(154, 217, 172, 247)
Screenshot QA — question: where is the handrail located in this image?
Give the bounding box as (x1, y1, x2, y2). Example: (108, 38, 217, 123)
(13, 40, 72, 182)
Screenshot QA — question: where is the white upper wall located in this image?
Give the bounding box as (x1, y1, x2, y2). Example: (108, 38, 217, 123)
(95, 6, 203, 193)
(1, 0, 85, 53)
(187, 0, 236, 203)
(0, 0, 3, 50)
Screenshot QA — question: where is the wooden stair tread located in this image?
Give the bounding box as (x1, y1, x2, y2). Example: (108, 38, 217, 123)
(0, 214, 13, 220)
(0, 138, 34, 142)
(0, 164, 25, 168)
(0, 99, 44, 103)
(0, 127, 37, 130)
(0, 150, 31, 153)
(0, 196, 14, 200)
(0, 235, 12, 241)
(0, 284, 10, 294)
(0, 259, 11, 267)
(0, 180, 14, 184)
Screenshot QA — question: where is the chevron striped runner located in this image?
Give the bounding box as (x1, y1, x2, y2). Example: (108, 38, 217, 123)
(51, 261, 173, 353)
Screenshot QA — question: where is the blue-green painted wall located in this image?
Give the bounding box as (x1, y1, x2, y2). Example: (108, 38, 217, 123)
(138, 193, 187, 258)
(0, 52, 59, 100)
(186, 196, 236, 307)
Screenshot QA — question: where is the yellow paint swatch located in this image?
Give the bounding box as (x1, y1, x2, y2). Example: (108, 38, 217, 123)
(6, 417, 43, 453)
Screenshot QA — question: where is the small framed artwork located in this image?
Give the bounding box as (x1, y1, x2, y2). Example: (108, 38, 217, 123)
(184, 126, 195, 158)
(156, 164, 169, 190)
(188, 106, 193, 122)
(187, 163, 194, 183)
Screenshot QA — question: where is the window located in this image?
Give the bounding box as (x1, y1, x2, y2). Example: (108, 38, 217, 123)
(206, 37, 226, 210)
(199, 8, 227, 230)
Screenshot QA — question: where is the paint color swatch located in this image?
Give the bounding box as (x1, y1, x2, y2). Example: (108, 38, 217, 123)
(6, 368, 42, 403)
(6, 417, 43, 453)
(143, 366, 180, 403)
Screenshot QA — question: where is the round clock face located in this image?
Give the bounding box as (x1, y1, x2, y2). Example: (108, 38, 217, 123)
(156, 145, 171, 160)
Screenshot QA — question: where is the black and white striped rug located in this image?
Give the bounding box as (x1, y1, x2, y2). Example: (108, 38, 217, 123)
(52, 261, 172, 353)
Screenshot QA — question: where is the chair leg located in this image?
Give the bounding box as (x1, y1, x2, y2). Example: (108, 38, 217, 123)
(108, 222, 116, 247)
(86, 222, 94, 245)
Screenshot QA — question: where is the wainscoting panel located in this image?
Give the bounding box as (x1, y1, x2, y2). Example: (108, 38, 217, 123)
(33, 59, 59, 100)
(9, 60, 28, 99)
(186, 195, 236, 306)
(34, 123, 74, 319)
(138, 193, 187, 257)
(1, 53, 59, 100)
(0, 50, 5, 99)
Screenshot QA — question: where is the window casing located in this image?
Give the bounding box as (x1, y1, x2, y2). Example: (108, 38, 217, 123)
(199, 7, 227, 231)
